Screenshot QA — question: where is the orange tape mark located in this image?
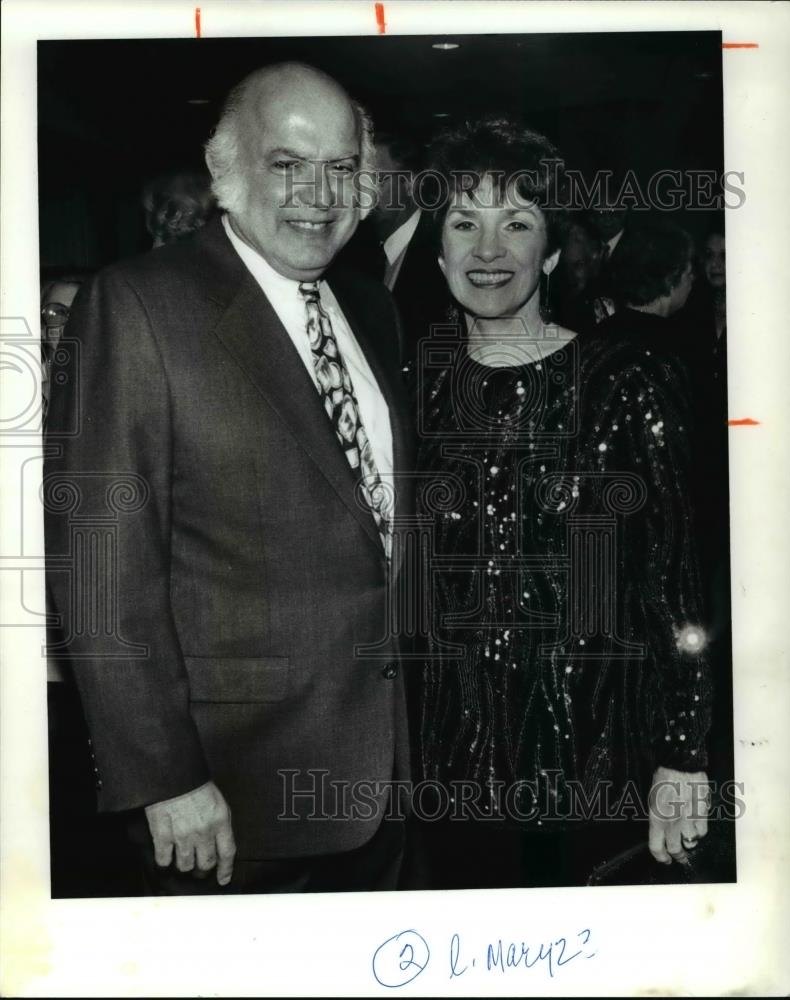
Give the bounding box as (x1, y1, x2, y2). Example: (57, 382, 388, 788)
(728, 418, 761, 426)
(195, 7, 202, 38)
(375, 2, 386, 34)
(722, 42, 758, 48)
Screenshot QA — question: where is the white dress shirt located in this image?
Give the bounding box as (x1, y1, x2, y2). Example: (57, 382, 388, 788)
(382, 208, 421, 291)
(606, 228, 624, 258)
(222, 214, 394, 506)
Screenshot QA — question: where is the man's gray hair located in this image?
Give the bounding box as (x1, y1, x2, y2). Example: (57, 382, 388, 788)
(205, 69, 375, 215)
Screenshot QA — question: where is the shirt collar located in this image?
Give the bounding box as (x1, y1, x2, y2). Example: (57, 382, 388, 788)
(607, 228, 625, 255)
(382, 209, 421, 265)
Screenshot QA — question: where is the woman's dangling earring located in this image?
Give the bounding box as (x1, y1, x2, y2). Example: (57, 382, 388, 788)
(540, 268, 552, 323)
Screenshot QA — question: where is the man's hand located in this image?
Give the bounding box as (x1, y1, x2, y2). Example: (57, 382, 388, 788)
(145, 781, 236, 886)
(648, 767, 710, 865)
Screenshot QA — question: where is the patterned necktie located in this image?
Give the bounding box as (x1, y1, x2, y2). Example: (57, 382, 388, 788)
(298, 281, 392, 559)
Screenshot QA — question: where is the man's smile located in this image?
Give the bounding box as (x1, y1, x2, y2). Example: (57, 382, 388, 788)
(287, 219, 334, 233)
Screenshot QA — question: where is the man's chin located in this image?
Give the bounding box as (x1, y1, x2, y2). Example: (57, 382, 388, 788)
(274, 253, 338, 282)
(283, 235, 358, 277)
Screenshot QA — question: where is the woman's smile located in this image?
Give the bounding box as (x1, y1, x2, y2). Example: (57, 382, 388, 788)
(465, 269, 515, 289)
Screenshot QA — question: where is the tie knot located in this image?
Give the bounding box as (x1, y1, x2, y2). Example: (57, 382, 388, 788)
(298, 281, 321, 304)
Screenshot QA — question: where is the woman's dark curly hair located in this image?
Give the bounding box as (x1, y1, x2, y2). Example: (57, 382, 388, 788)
(422, 116, 570, 255)
(609, 219, 694, 306)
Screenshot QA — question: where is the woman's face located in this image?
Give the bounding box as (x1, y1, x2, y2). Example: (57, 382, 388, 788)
(438, 174, 558, 319)
(702, 233, 726, 290)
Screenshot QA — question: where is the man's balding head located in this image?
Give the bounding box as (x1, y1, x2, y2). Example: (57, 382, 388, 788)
(239, 62, 356, 129)
(205, 63, 373, 280)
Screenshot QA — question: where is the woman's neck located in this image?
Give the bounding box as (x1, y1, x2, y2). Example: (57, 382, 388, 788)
(464, 309, 573, 367)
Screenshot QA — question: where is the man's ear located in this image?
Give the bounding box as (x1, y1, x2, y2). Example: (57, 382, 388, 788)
(543, 248, 561, 276)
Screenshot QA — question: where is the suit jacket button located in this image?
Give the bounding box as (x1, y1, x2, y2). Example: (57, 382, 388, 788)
(382, 663, 398, 680)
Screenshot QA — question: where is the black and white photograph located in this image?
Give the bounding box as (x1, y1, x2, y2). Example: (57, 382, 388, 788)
(2, 1, 789, 996)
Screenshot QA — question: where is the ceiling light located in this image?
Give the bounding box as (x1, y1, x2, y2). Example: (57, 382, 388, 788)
(432, 42, 460, 51)
(187, 99, 211, 105)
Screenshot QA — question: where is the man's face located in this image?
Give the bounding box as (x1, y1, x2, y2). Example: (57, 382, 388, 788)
(372, 140, 411, 224)
(561, 224, 599, 295)
(592, 208, 627, 242)
(231, 85, 362, 281)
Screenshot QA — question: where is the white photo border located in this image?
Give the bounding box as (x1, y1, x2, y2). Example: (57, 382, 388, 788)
(1, 1, 789, 995)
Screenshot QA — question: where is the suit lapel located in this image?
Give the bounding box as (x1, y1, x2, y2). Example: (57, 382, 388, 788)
(210, 270, 385, 557)
(328, 269, 415, 575)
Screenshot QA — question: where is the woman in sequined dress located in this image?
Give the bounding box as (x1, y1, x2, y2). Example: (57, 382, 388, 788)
(412, 119, 713, 888)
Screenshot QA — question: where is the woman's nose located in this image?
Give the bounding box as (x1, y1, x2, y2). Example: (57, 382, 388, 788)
(472, 230, 505, 262)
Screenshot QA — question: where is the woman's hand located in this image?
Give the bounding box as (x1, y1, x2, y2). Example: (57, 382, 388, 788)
(648, 766, 710, 864)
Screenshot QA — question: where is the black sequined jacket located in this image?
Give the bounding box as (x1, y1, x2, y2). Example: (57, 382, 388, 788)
(413, 312, 713, 816)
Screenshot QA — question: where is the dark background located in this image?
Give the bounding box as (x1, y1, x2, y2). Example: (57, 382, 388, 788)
(38, 31, 723, 271)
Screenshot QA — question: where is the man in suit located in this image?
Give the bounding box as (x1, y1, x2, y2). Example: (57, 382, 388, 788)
(338, 132, 450, 369)
(591, 207, 628, 302)
(45, 63, 413, 894)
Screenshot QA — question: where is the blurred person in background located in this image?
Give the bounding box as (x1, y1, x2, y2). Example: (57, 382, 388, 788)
(590, 205, 628, 301)
(679, 223, 727, 381)
(141, 168, 217, 248)
(551, 214, 615, 334)
(339, 130, 450, 370)
(40, 271, 87, 423)
(596, 217, 695, 342)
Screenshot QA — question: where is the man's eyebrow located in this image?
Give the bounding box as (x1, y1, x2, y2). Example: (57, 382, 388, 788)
(268, 148, 360, 163)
